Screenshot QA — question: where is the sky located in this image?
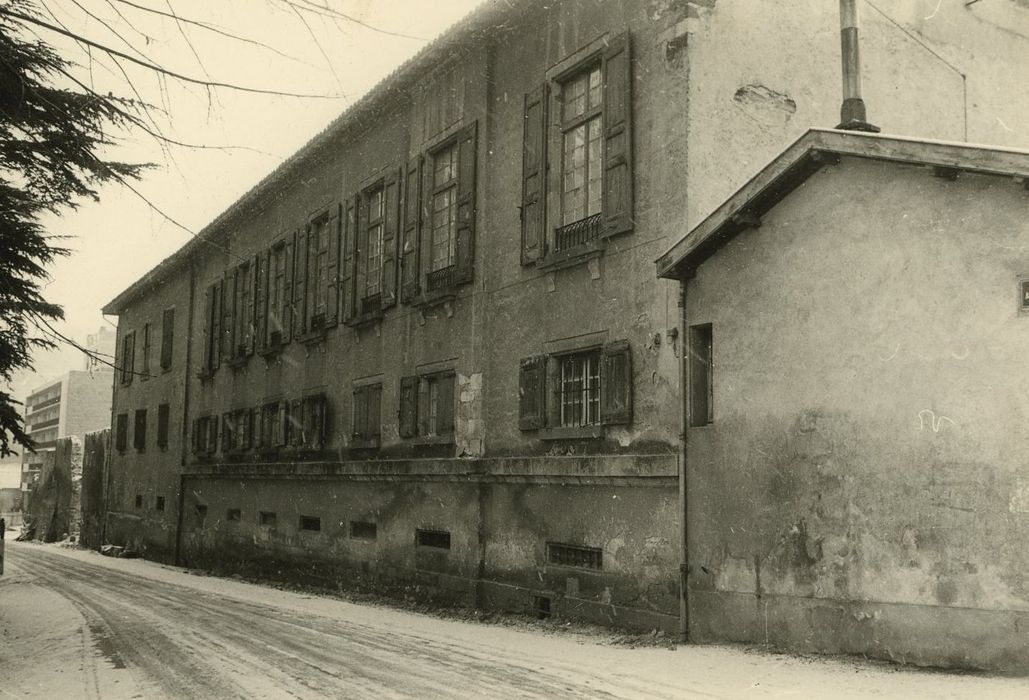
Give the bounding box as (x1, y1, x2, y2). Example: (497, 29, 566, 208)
(9, 0, 483, 399)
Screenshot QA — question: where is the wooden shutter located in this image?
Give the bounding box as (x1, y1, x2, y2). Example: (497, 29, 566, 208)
(354, 195, 368, 312)
(518, 355, 547, 430)
(201, 285, 211, 371)
(341, 194, 358, 322)
(116, 413, 128, 451)
(689, 325, 713, 427)
(400, 157, 422, 303)
(123, 332, 135, 384)
(601, 32, 634, 237)
(277, 400, 290, 447)
(417, 378, 430, 437)
(399, 375, 418, 438)
(381, 169, 401, 310)
(521, 84, 548, 265)
(352, 387, 365, 439)
(288, 399, 302, 447)
(256, 251, 269, 349)
(293, 226, 308, 336)
(326, 204, 341, 328)
(190, 417, 199, 454)
(222, 270, 235, 361)
(369, 384, 382, 441)
(454, 121, 478, 284)
(600, 340, 633, 425)
(160, 308, 174, 370)
(221, 412, 232, 452)
(282, 233, 295, 343)
(438, 373, 455, 434)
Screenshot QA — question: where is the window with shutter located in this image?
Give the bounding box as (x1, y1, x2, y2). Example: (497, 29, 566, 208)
(282, 233, 295, 343)
(222, 269, 236, 362)
(121, 331, 135, 385)
(206, 415, 219, 454)
(399, 376, 418, 438)
(400, 157, 422, 303)
(518, 356, 546, 430)
(422, 122, 477, 296)
(293, 226, 308, 337)
(221, 412, 234, 452)
(115, 412, 128, 452)
(381, 169, 401, 309)
(351, 384, 381, 446)
(521, 85, 548, 265)
(160, 308, 174, 370)
(141, 322, 151, 379)
(341, 195, 358, 322)
(326, 205, 341, 327)
(157, 403, 170, 448)
(537, 33, 633, 264)
(600, 341, 632, 425)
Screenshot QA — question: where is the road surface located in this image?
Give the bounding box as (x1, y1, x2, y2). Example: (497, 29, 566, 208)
(1, 539, 1027, 699)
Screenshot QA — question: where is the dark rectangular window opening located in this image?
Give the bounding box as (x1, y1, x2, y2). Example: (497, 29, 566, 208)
(133, 408, 147, 450)
(350, 521, 377, 540)
(134, 494, 143, 509)
(547, 542, 602, 570)
(416, 528, 451, 550)
(155, 496, 165, 512)
(226, 508, 242, 522)
(259, 511, 277, 526)
(534, 595, 552, 620)
(299, 515, 321, 532)
(157, 403, 170, 449)
(689, 323, 713, 427)
(195, 504, 208, 518)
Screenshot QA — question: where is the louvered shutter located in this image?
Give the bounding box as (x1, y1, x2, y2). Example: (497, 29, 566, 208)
(518, 355, 547, 430)
(521, 84, 548, 265)
(282, 233, 294, 343)
(438, 374, 455, 434)
(400, 157, 422, 303)
(341, 195, 358, 322)
(326, 204, 341, 327)
(381, 169, 401, 310)
(293, 226, 308, 336)
(210, 282, 222, 370)
(201, 286, 212, 371)
(352, 387, 365, 439)
(289, 399, 303, 447)
(600, 340, 633, 425)
(160, 308, 174, 369)
(246, 258, 257, 355)
(454, 121, 477, 284)
(417, 378, 430, 437)
(601, 32, 634, 237)
(221, 412, 232, 452)
(222, 270, 235, 361)
(399, 376, 418, 438)
(256, 251, 269, 349)
(354, 196, 367, 313)
(369, 384, 382, 441)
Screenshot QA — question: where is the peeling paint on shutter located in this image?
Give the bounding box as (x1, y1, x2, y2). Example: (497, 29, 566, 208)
(600, 340, 633, 425)
(518, 355, 547, 430)
(399, 375, 418, 438)
(381, 168, 401, 310)
(521, 84, 548, 265)
(601, 32, 634, 237)
(326, 204, 341, 328)
(454, 121, 477, 284)
(400, 157, 422, 303)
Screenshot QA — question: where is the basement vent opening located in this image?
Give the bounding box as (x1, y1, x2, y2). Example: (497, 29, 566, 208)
(350, 521, 378, 540)
(299, 515, 321, 532)
(226, 508, 242, 522)
(259, 511, 277, 526)
(155, 496, 165, 512)
(547, 542, 603, 570)
(534, 595, 552, 620)
(134, 494, 143, 509)
(416, 528, 451, 550)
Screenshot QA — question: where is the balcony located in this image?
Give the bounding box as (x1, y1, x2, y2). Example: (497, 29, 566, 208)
(426, 265, 456, 292)
(554, 213, 601, 253)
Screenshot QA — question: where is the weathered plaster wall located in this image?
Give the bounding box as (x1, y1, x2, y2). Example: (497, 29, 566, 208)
(685, 157, 1029, 671)
(108, 271, 190, 560)
(685, 0, 1029, 226)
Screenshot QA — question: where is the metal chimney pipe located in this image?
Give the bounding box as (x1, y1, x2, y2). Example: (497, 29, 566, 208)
(837, 0, 880, 132)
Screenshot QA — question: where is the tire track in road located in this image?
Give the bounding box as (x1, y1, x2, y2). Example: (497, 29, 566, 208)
(11, 546, 625, 699)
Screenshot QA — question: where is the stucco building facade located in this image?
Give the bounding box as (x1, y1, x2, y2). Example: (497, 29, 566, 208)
(102, 0, 1029, 653)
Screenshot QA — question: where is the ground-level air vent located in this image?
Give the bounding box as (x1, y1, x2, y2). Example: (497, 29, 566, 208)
(547, 542, 602, 570)
(416, 528, 450, 550)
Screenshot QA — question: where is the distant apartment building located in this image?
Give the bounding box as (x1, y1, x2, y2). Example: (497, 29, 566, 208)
(85, 327, 117, 372)
(21, 369, 112, 492)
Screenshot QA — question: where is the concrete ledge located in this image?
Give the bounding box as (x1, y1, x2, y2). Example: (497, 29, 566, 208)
(690, 588, 1029, 675)
(184, 454, 678, 485)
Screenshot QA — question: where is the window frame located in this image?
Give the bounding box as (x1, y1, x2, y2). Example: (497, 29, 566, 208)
(399, 369, 456, 444)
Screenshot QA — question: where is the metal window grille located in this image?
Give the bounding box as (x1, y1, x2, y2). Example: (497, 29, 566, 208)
(547, 542, 603, 570)
(425, 264, 456, 292)
(350, 521, 377, 540)
(299, 515, 321, 532)
(559, 351, 601, 427)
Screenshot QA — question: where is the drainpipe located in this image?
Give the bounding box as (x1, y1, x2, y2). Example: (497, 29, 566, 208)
(837, 0, 880, 133)
(678, 282, 689, 642)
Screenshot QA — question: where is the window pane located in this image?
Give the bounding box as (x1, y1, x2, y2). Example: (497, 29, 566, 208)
(431, 187, 456, 272)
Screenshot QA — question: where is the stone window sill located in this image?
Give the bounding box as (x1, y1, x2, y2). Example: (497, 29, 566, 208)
(537, 240, 604, 272)
(413, 433, 455, 447)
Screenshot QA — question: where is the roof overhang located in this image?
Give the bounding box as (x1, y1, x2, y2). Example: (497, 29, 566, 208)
(656, 128, 1029, 280)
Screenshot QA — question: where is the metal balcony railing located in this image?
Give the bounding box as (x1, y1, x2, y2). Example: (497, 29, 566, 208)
(361, 294, 382, 315)
(426, 264, 456, 292)
(554, 213, 602, 253)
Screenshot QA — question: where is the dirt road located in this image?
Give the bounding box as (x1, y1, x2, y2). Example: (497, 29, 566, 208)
(2, 540, 1027, 699)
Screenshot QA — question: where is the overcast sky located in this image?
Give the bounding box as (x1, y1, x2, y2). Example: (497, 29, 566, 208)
(13, 0, 482, 395)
